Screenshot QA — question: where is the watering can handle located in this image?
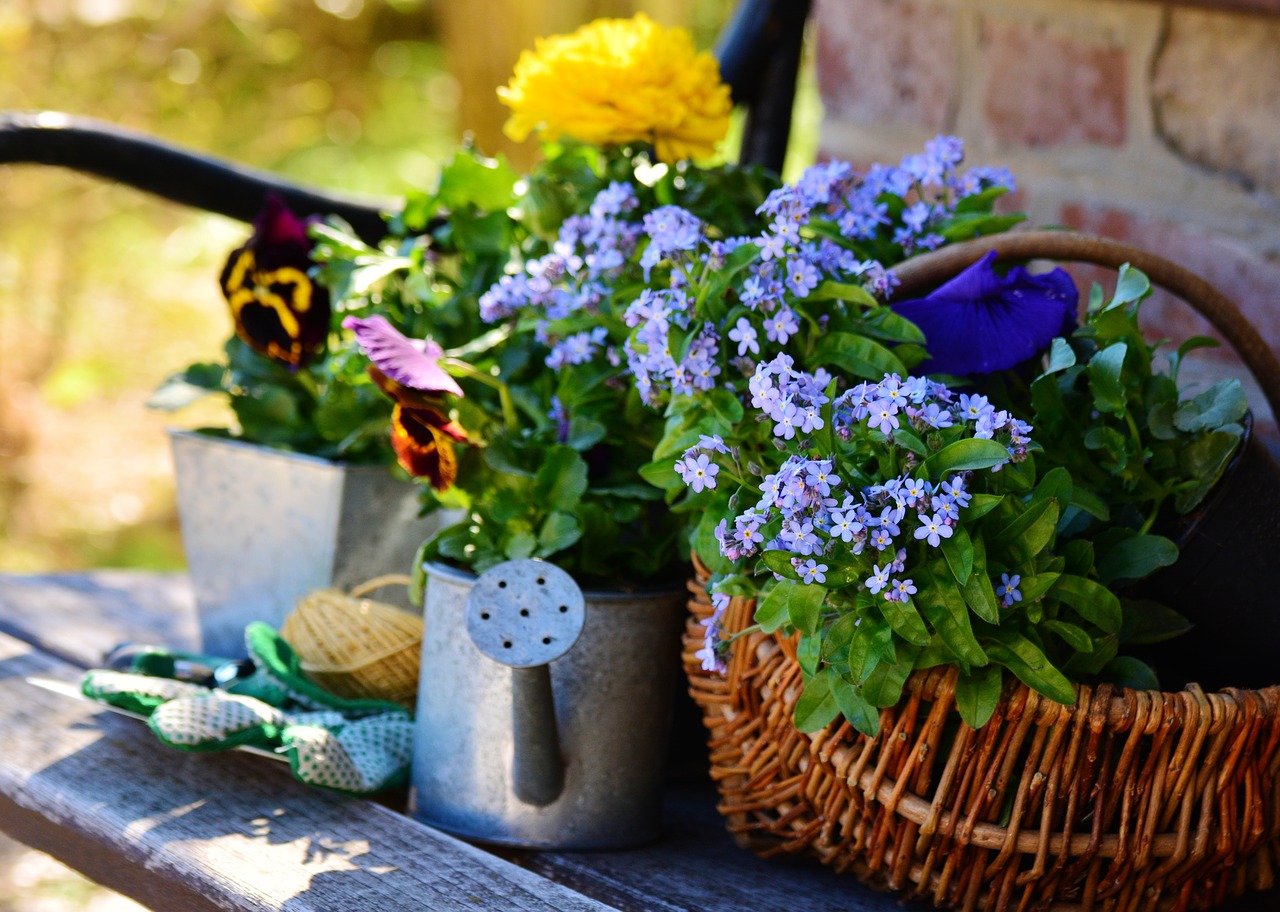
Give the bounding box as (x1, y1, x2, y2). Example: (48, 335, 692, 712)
(891, 230, 1280, 425)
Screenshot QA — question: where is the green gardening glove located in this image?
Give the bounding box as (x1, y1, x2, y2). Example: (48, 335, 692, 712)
(81, 623, 414, 796)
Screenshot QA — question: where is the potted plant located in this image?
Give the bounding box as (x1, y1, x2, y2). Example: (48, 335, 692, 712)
(323, 12, 775, 848)
(149, 196, 438, 656)
(630, 153, 1280, 907)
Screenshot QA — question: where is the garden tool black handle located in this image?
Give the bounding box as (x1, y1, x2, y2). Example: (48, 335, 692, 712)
(892, 230, 1280, 425)
(0, 111, 395, 244)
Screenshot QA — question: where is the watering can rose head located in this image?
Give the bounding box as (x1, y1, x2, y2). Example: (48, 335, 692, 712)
(220, 194, 330, 368)
(498, 13, 732, 163)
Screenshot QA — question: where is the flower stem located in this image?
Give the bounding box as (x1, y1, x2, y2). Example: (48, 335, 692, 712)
(443, 359, 518, 429)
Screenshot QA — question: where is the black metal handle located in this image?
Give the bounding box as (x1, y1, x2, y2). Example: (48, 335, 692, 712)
(0, 111, 395, 244)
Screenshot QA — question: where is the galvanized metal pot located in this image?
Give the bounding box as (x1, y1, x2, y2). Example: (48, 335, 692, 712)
(170, 430, 436, 657)
(410, 560, 687, 849)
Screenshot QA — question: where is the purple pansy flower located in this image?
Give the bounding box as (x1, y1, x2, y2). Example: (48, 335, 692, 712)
(342, 315, 464, 397)
(891, 250, 1078, 376)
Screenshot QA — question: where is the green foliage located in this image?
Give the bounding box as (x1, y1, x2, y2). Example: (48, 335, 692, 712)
(1028, 265, 1247, 576)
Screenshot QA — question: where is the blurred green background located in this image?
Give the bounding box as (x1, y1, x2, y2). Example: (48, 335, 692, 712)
(0, 0, 816, 574)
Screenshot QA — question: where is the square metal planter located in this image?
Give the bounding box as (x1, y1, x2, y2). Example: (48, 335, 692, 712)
(169, 430, 436, 657)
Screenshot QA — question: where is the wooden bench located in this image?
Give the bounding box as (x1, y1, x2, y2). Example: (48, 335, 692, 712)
(0, 570, 922, 912)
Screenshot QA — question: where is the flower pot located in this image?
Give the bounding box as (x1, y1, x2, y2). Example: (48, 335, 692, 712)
(408, 560, 686, 849)
(170, 429, 437, 658)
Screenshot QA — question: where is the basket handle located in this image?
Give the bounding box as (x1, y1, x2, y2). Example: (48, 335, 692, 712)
(349, 574, 414, 599)
(891, 230, 1280, 423)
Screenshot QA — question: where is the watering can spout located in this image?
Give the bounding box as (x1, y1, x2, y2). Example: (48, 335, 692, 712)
(510, 665, 566, 805)
(463, 560, 585, 808)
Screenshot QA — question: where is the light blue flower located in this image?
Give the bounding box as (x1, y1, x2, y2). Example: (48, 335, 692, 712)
(996, 573, 1022, 607)
(799, 560, 828, 585)
(913, 512, 954, 547)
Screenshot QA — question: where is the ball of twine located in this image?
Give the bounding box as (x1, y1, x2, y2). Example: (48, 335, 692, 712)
(281, 574, 422, 706)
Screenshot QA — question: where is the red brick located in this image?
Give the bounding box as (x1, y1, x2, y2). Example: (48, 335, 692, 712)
(814, 0, 957, 131)
(1059, 202, 1280, 445)
(981, 18, 1126, 148)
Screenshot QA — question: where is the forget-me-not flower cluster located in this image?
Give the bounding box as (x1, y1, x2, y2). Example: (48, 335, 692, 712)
(676, 369, 1034, 607)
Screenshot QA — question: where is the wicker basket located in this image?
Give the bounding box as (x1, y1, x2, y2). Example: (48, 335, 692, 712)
(281, 574, 422, 706)
(681, 232, 1280, 912)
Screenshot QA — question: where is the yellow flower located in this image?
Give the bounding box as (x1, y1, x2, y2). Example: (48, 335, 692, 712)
(498, 13, 732, 163)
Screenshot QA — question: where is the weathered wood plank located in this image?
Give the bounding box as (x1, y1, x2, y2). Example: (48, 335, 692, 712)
(0, 631, 615, 912)
(0, 571, 198, 668)
(518, 785, 906, 912)
(5, 572, 1271, 912)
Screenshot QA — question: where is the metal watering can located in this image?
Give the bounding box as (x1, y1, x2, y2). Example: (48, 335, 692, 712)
(409, 559, 687, 849)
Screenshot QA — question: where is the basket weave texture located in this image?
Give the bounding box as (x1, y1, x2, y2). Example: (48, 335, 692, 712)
(281, 575, 422, 706)
(683, 572, 1280, 912)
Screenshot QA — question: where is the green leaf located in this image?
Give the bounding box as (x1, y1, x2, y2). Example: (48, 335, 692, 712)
(821, 612, 860, 662)
(983, 629, 1076, 705)
(960, 567, 1000, 625)
(1175, 430, 1242, 513)
(533, 446, 589, 512)
(1017, 572, 1061, 603)
(914, 567, 988, 667)
(797, 634, 822, 678)
(991, 499, 1059, 565)
(879, 596, 932, 647)
(1172, 379, 1248, 433)
(537, 511, 581, 556)
(941, 525, 974, 586)
(848, 616, 894, 683)
(760, 550, 801, 581)
(754, 586, 790, 634)
(1087, 344, 1129, 415)
(1095, 533, 1178, 585)
(147, 364, 226, 411)
(923, 438, 1012, 478)
(504, 529, 538, 560)
(1051, 574, 1122, 633)
(1043, 337, 1077, 374)
(892, 425, 929, 457)
(794, 667, 842, 732)
(833, 676, 880, 737)
(1042, 619, 1094, 654)
(668, 322, 700, 367)
(955, 665, 1002, 729)
(1032, 467, 1073, 510)
(809, 332, 908, 382)
(962, 494, 1004, 521)
(565, 416, 607, 451)
(813, 280, 878, 308)
(638, 458, 683, 494)
(757, 580, 826, 636)
(436, 149, 519, 211)
(858, 307, 927, 345)
(1122, 599, 1193, 646)
(862, 645, 920, 707)
(1104, 656, 1160, 691)
(1109, 264, 1152, 309)
(693, 509, 732, 575)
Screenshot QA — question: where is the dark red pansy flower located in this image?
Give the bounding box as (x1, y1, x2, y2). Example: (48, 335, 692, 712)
(344, 314, 470, 490)
(891, 250, 1078, 376)
(391, 404, 466, 491)
(220, 195, 330, 367)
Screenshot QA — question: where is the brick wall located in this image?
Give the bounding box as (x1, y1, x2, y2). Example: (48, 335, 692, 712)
(813, 0, 1280, 450)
